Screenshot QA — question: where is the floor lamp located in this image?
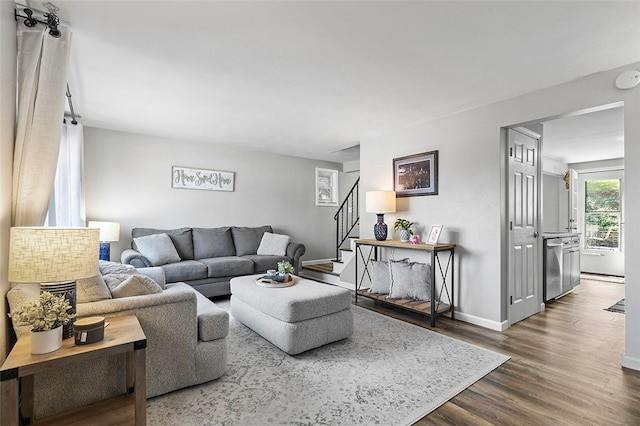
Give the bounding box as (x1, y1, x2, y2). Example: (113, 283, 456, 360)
(88, 221, 120, 261)
(8, 227, 100, 338)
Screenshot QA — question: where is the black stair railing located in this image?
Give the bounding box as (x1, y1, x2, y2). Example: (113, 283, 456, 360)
(333, 177, 360, 261)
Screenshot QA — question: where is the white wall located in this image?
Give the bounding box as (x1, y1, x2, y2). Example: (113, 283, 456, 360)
(543, 173, 564, 233)
(0, 2, 16, 361)
(361, 61, 640, 349)
(83, 127, 346, 262)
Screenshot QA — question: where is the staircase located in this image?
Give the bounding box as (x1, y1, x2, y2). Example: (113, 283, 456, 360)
(301, 178, 359, 289)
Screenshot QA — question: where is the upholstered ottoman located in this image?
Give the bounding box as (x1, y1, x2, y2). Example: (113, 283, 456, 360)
(230, 275, 353, 355)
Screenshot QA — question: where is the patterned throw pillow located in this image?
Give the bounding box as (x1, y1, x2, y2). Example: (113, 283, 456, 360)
(76, 274, 112, 303)
(104, 273, 163, 298)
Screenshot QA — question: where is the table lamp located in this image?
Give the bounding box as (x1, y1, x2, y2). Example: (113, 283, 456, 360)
(8, 227, 100, 338)
(88, 221, 120, 261)
(366, 191, 396, 241)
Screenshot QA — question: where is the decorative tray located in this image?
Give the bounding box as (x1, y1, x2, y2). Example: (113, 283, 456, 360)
(255, 275, 297, 288)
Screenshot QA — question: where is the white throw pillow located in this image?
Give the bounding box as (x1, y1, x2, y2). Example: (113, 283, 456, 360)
(133, 233, 181, 266)
(76, 274, 112, 303)
(257, 232, 291, 256)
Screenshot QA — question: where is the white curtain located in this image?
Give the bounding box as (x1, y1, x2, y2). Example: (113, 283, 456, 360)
(46, 120, 85, 227)
(12, 24, 72, 227)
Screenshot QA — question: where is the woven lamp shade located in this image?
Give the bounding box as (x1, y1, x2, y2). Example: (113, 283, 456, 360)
(8, 227, 100, 283)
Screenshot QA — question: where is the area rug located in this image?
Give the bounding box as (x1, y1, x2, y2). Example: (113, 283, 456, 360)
(147, 304, 509, 426)
(605, 298, 625, 313)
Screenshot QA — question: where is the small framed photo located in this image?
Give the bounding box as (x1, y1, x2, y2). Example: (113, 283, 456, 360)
(393, 150, 438, 197)
(427, 225, 443, 244)
(315, 168, 339, 206)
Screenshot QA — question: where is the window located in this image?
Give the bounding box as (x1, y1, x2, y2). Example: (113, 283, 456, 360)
(584, 179, 621, 250)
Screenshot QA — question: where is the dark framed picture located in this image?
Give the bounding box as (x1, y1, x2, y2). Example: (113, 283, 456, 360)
(393, 150, 438, 197)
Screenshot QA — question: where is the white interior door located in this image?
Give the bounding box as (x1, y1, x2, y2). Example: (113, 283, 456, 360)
(508, 128, 541, 325)
(578, 169, 624, 276)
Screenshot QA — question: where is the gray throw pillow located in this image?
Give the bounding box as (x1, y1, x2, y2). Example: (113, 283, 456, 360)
(412, 263, 432, 301)
(388, 260, 414, 299)
(192, 227, 235, 259)
(231, 226, 273, 256)
(76, 274, 112, 303)
(369, 260, 391, 294)
(104, 273, 163, 298)
(133, 233, 181, 266)
(257, 232, 291, 256)
(132, 227, 194, 260)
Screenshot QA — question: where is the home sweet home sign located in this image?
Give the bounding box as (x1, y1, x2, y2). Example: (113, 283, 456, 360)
(172, 166, 235, 192)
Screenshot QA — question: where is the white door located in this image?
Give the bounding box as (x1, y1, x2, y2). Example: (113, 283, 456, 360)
(508, 128, 541, 325)
(578, 169, 624, 276)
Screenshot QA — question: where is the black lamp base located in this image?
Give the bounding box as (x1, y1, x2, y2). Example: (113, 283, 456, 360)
(374, 213, 388, 241)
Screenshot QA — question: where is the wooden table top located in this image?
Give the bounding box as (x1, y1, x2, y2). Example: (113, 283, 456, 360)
(1, 314, 146, 377)
(354, 238, 456, 251)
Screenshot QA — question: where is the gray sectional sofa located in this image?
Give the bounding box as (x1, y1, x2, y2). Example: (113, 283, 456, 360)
(7, 264, 229, 419)
(121, 225, 306, 298)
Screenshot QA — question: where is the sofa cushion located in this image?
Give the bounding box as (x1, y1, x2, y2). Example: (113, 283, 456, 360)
(103, 273, 164, 298)
(134, 233, 181, 266)
(199, 256, 255, 278)
(132, 227, 195, 260)
(160, 260, 208, 282)
(76, 274, 112, 303)
(242, 254, 291, 273)
(231, 226, 272, 256)
(256, 232, 290, 256)
(192, 227, 235, 259)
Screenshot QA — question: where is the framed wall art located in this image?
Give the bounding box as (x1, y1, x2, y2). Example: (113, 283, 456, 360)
(172, 166, 235, 192)
(315, 167, 339, 206)
(393, 150, 438, 197)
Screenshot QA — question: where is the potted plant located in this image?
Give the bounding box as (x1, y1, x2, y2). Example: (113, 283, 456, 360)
(8, 291, 76, 354)
(394, 218, 415, 242)
(277, 260, 295, 279)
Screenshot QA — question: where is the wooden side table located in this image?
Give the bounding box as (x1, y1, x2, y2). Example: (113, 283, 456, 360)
(0, 314, 147, 426)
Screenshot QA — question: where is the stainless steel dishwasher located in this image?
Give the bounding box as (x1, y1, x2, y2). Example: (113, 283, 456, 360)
(544, 237, 564, 301)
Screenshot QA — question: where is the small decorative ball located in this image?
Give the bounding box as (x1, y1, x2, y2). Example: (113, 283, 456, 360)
(411, 235, 420, 244)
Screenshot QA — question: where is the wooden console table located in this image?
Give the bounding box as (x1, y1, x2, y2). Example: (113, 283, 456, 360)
(0, 314, 147, 426)
(354, 239, 456, 327)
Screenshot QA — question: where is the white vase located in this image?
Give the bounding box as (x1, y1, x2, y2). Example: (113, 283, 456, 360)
(400, 230, 411, 242)
(30, 326, 63, 354)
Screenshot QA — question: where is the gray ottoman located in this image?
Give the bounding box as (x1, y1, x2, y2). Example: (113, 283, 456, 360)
(230, 275, 354, 355)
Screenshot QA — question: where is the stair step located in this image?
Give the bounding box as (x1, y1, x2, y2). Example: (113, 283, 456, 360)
(303, 263, 338, 275)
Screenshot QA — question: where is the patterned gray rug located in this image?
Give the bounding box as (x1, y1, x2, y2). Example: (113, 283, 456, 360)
(147, 303, 509, 425)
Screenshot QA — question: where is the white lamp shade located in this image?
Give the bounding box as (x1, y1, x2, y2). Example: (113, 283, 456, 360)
(8, 227, 100, 283)
(88, 221, 120, 242)
(366, 191, 397, 213)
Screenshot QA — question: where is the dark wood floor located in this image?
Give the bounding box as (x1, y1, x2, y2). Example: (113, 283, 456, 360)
(357, 277, 639, 425)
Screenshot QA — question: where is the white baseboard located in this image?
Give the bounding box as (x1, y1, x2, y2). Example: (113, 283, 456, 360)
(622, 355, 640, 371)
(453, 311, 508, 331)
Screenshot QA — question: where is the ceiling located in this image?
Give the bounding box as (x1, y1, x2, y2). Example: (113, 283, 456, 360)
(542, 106, 625, 165)
(21, 1, 640, 163)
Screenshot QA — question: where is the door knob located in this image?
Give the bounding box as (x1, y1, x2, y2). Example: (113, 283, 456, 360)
(533, 232, 539, 238)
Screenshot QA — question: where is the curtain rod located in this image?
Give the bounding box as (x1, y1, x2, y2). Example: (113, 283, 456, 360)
(14, 5, 62, 38)
(65, 84, 78, 125)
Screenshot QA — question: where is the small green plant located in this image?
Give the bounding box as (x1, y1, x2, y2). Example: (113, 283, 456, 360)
(277, 260, 294, 274)
(8, 292, 75, 332)
(394, 218, 414, 235)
